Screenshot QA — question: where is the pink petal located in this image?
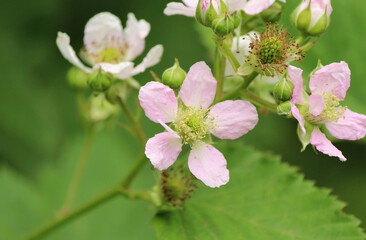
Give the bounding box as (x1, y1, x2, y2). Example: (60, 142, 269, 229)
(182, 0, 199, 8)
(209, 100, 258, 140)
(326, 109, 366, 141)
(228, 0, 247, 12)
(244, 0, 275, 15)
(308, 94, 325, 116)
(309, 61, 350, 100)
(164, 2, 196, 17)
(188, 144, 229, 188)
(138, 82, 178, 123)
(288, 65, 304, 105)
(310, 127, 346, 161)
(292, 104, 306, 138)
(159, 120, 180, 137)
(179, 61, 217, 109)
(145, 132, 182, 170)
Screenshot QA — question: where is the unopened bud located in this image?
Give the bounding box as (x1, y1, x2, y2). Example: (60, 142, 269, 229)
(212, 13, 235, 36)
(66, 67, 88, 91)
(277, 100, 292, 117)
(87, 68, 112, 92)
(273, 78, 294, 101)
(291, 0, 332, 36)
(162, 59, 186, 89)
(260, 2, 283, 23)
(196, 0, 227, 27)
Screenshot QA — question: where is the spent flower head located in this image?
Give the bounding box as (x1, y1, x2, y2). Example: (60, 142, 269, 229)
(56, 12, 163, 80)
(138, 62, 258, 188)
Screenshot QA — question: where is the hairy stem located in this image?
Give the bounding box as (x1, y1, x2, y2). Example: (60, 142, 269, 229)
(214, 47, 226, 99)
(61, 127, 95, 213)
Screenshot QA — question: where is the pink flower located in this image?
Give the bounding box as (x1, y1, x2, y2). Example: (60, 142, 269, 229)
(164, 0, 286, 17)
(293, 0, 332, 29)
(289, 62, 366, 161)
(139, 62, 258, 187)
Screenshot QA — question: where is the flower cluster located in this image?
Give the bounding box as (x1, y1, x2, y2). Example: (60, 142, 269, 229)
(139, 62, 258, 187)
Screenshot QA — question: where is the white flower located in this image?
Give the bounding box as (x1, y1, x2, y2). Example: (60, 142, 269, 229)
(56, 12, 163, 80)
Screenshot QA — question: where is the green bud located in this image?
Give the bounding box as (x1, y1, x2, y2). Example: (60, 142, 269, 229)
(260, 2, 283, 23)
(277, 100, 292, 117)
(106, 81, 126, 104)
(66, 67, 88, 91)
(232, 12, 241, 29)
(196, 0, 219, 27)
(292, 4, 311, 33)
(273, 78, 294, 101)
(162, 59, 186, 89)
(87, 68, 112, 92)
(212, 13, 235, 36)
(308, 11, 328, 36)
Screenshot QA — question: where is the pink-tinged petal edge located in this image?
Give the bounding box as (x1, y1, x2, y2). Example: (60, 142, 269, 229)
(292, 104, 306, 138)
(179, 61, 217, 109)
(309, 61, 350, 100)
(145, 132, 182, 171)
(288, 65, 304, 105)
(308, 94, 325, 117)
(209, 100, 258, 140)
(164, 2, 196, 17)
(244, 0, 276, 15)
(188, 144, 229, 188)
(138, 82, 178, 123)
(310, 127, 346, 161)
(326, 109, 366, 141)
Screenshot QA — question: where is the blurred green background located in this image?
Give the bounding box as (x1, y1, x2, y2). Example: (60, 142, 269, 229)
(0, 0, 366, 238)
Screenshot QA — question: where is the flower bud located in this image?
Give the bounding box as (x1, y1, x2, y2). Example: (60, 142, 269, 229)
(162, 59, 186, 89)
(87, 68, 112, 92)
(291, 0, 332, 36)
(89, 94, 119, 122)
(66, 67, 88, 91)
(273, 78, 294, 101)
(277, 100, 292, 117)
(260, 2, 283, 23)
(196, 0, 227, 27)
(212, 13, 235, 36)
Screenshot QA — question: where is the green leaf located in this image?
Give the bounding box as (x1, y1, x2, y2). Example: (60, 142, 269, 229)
(152, 143, 365, 240)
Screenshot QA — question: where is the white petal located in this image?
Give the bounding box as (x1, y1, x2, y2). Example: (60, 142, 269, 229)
(56, 32, 91, 73)
(124, 13, 151, 60)
(145, 132, 182, 171)
(94, 62, 134, 79)
(164, 2, 196, 17)
(129, 45, 164, 77)
(83, 12, 124, 55)
(188, 144, 229, 188)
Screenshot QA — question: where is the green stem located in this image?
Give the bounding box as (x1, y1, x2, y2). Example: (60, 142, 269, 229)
(117, 97, 146, 147)
(215, 72, 258, 103)
(219, 41, 240, 72)
(213, 47, 226, 99)
(61, 127, 95, 213)
(242, 90, 277, 113)
(22, 185, 152, 240)
(120, 153, 148, 188)
(301, 37, 319, 52)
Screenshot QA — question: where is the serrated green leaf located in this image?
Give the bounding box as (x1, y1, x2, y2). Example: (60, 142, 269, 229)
(152, 143, 365, 240)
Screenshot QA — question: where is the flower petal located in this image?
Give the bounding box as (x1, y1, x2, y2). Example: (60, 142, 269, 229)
(288, 65, 304, 105)
(225, 35, 252, 76)
(56, 32, 91, 73)
(164, 2, 196, 17)
(139, 81, 178, 123)
(124, 13, 151, 61)
(129, 45, 164, 77)
(227, 0, 247, 12)
(188, 144, 229, 188)
(310, 127, 346, 161)
(182, 0, 199, 8)
(244, 0, 275, 15)
(325, 109, 366, 141)
(309, 61, 350, 100)
(145, 132, 182, 171)
(179, 61, 217, 109)
(308, 94, 325, 117)
(94, 62, 134, 79)
(292, 104, 306, 138)
(83, 12, 124, 55)
(209, 100, 258, 139)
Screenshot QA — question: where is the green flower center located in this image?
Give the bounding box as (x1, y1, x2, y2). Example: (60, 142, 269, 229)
(306, 93, 347, 124)
(97, 47, 123, 64)
(173, 107, 215, 145)
(258, 37, 284, 65)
